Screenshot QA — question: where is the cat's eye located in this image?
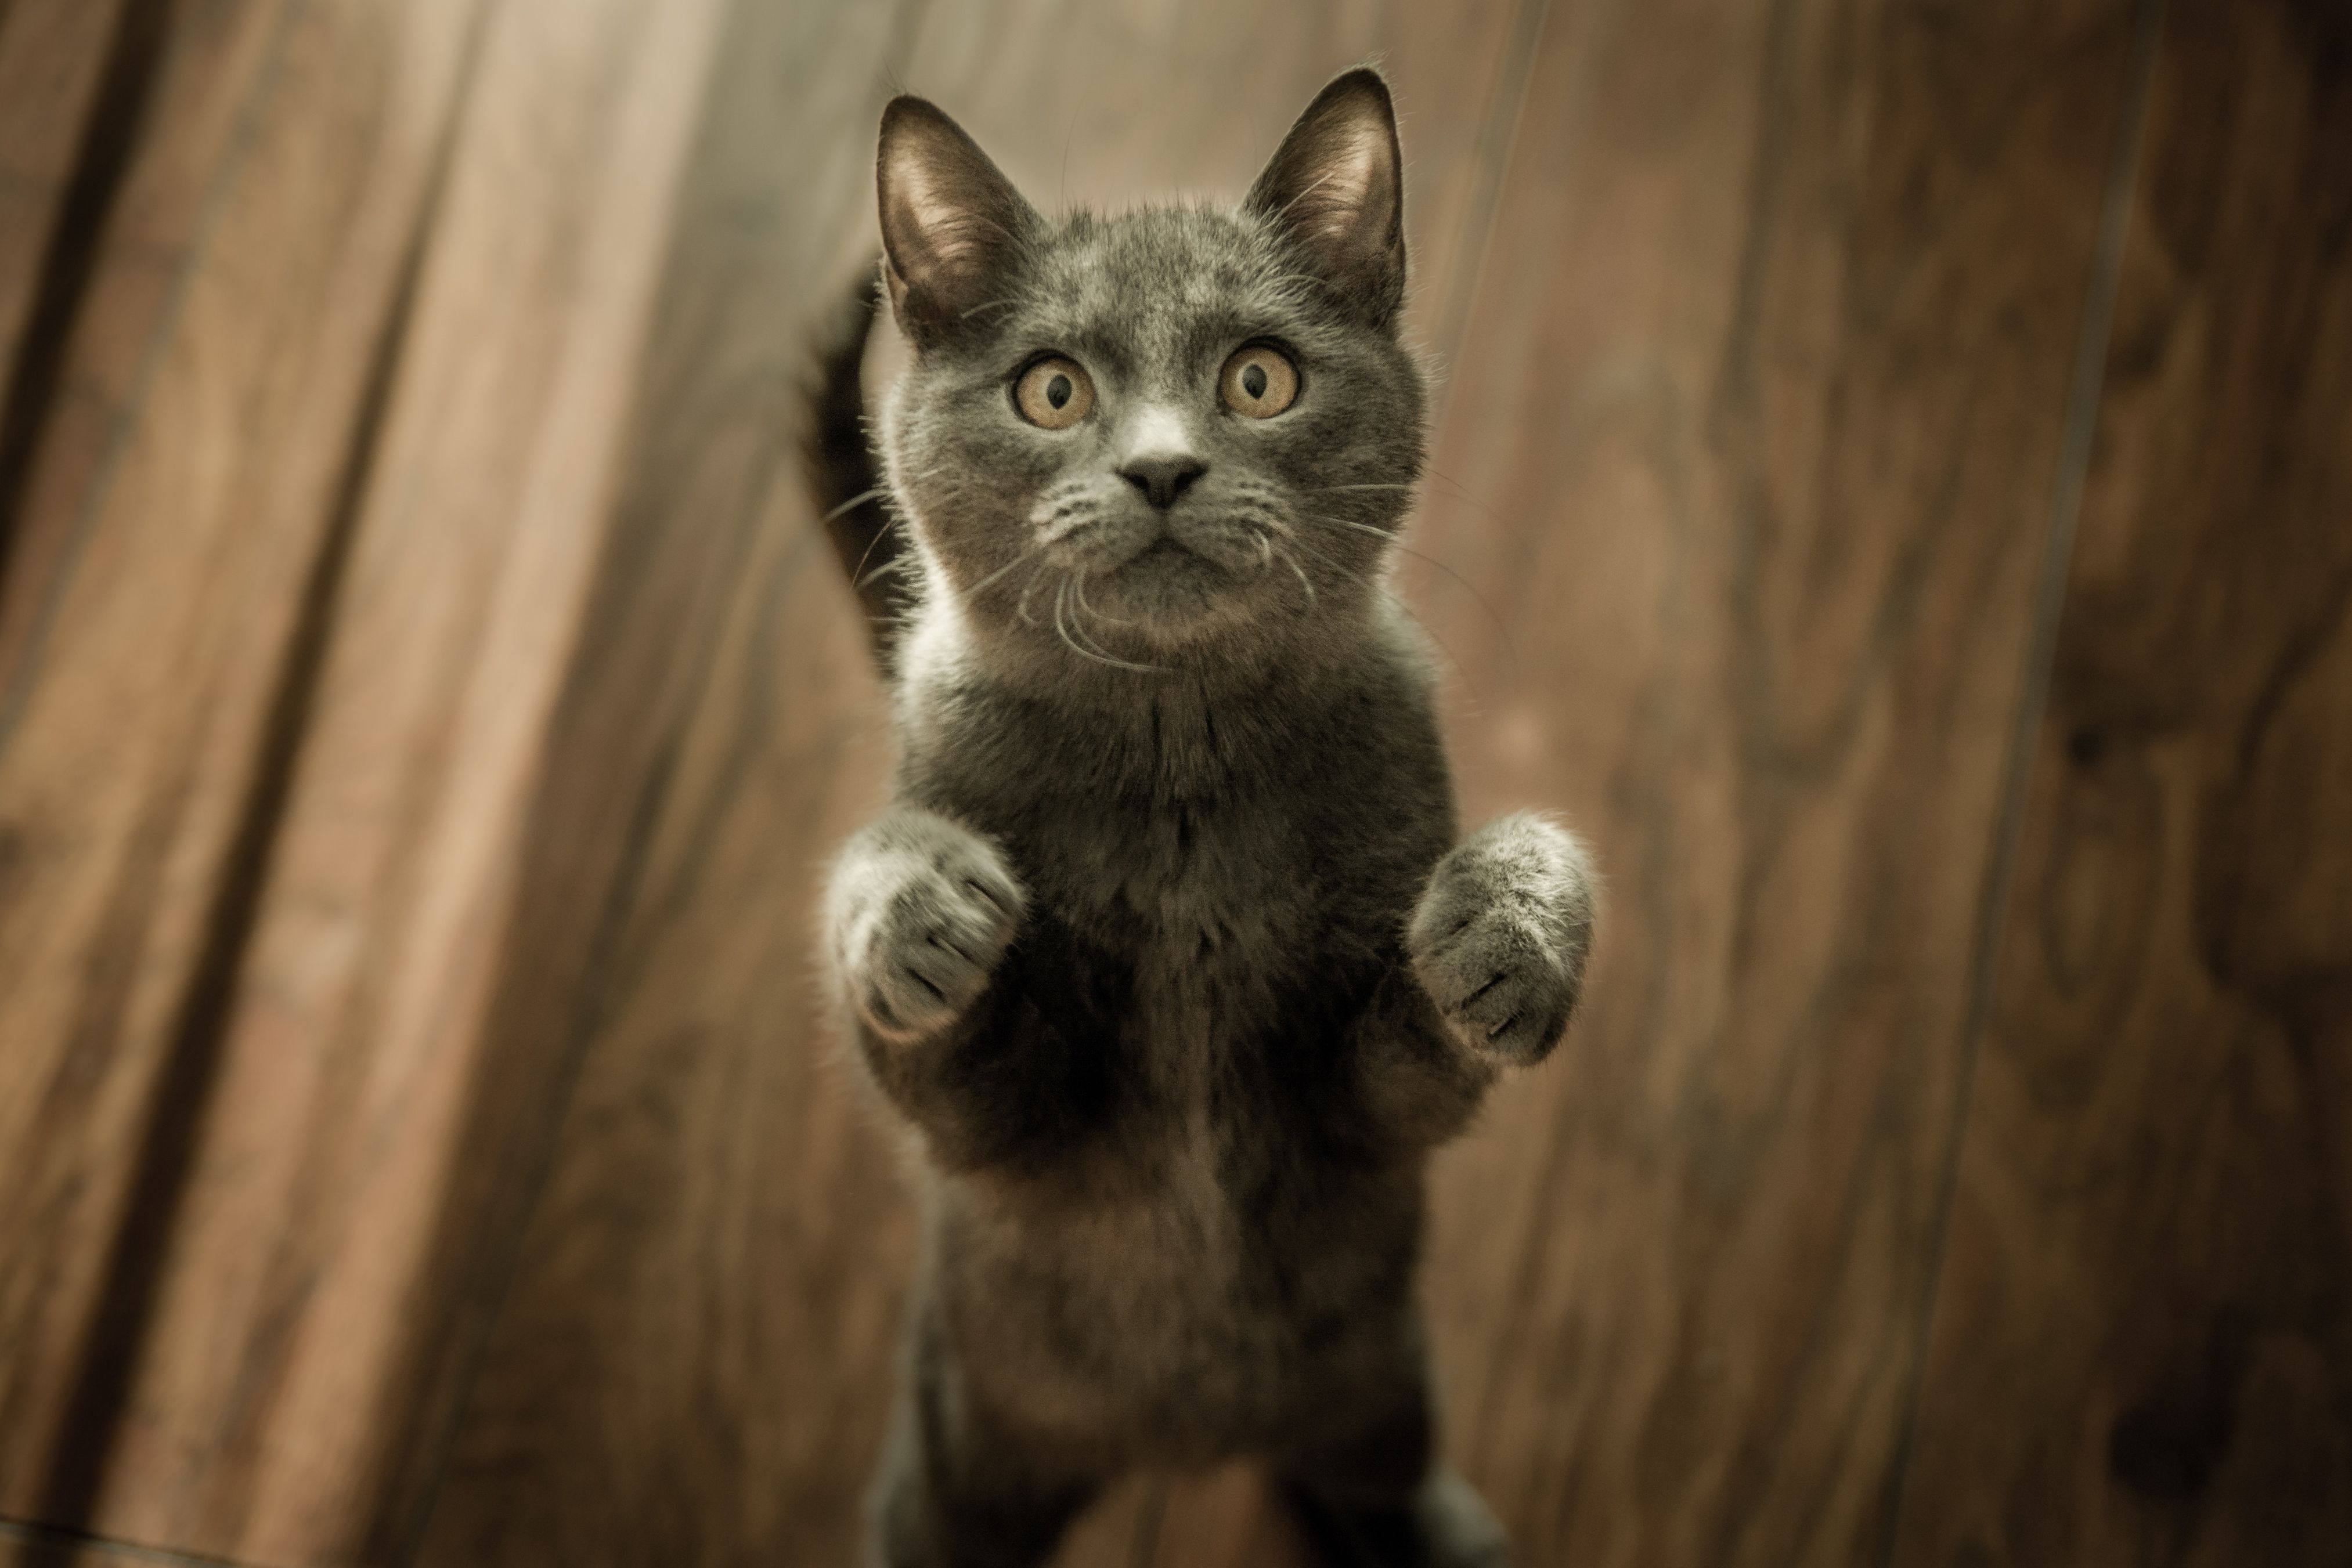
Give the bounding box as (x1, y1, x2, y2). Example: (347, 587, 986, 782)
(1013, 356, 1095, 429)
(1219, 345, 1298, 418)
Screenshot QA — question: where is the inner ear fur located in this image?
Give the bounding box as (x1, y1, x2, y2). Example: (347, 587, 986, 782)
(1246, 68, 1407, 327)
(876, 95, 1038, 348)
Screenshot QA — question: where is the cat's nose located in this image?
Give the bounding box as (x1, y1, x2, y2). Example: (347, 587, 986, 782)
(1120, 454, 1207, 509)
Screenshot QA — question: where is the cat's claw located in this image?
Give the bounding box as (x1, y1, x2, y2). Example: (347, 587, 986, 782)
(828, 810, 1026, 1043)
(1408, 812, 1596, 1065)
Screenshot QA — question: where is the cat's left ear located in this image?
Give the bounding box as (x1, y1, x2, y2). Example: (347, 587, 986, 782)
(876, 95, 1039, 349)
(1247, 68, 1406, 328)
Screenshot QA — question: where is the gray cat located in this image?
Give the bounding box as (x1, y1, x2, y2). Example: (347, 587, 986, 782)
(805, 69, 1596, 1568)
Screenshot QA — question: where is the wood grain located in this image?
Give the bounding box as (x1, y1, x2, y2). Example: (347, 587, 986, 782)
(0, 0, 486, 1537)
(0, 0, 129, 355)
(412, 4, 1542, 1565)
(0, 1523, 223, 1568)
(7, 3, 2339, 1566)
(1391, 1, 2153, 1563)
(399, 4, 921, 1562)
(0, 0, 294, 682)
(1891, 1, 2352, 1560)
(0, 0, 730, 1562)
(0, 0, 137, 563)
(53, 0, 733, 1562)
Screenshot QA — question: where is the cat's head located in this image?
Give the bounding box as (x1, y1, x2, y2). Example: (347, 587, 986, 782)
(874, 69, 1426, 675)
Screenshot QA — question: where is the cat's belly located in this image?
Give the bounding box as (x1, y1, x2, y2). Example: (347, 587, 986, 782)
(929, 1113, 1423, 1462)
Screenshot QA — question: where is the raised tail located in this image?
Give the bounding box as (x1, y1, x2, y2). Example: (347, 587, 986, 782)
(802, 265, 914, 669)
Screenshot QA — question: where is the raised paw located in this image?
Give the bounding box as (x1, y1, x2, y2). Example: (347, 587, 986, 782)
(826, 809, 1026, 1043)
(1408, 812, 1596, 1065)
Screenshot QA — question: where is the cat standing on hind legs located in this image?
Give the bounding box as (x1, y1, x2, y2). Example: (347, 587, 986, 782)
(809, 67, 1597, 1568)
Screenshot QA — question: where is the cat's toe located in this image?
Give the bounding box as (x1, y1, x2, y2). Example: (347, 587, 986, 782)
(1412, 912, 1573, 1065)
(868, 878, 1015, 1035)
(1456, 963, 1567, 1065)
(837, 828, 1025, 1041)
(1408, 813, 1596, 1064)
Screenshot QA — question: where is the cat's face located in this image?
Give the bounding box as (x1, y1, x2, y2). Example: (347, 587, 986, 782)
(875, 72, 1426, 670)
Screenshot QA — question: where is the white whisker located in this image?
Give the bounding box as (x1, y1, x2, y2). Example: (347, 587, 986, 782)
(1297, 511, 1513, 656)
(968, 544, 1045, 597)
(1071, 569, 1138, 628)
(1293, 510, 1399, 542)
(849, 514, 900, 587)
(820, 486, 889, 524)
(1016, 565, 1050, 626)
(1280, 545, 1316, 606)
(1053, 576, 1161, 673)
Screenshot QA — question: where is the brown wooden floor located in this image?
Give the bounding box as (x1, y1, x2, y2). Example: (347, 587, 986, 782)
(0, 1, 2346, 1565)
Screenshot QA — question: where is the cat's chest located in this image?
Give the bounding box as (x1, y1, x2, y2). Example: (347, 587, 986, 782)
(1022, 790, 1344, 977)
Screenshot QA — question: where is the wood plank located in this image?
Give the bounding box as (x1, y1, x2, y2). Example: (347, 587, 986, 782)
(0, 0, 137, 563)
(0, 0, 129, 371)
(413, 3, 1543, 1565)
(35, 0, 734, 1562)
(1890, 0, 2352, 1560)
(1393, 0, 2153, 1563)
(0, 1524, 226, 1568)
(0, 0, 486, 1538)
(399, 2, 923, 1558)
(0, 0, 294, 681)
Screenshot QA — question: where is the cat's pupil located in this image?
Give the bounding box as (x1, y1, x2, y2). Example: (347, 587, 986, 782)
(1242, 364, 1267, 399)
(1047, 374, 1072, 409)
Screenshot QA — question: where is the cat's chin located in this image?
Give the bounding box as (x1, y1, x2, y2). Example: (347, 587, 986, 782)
(1073, 539, 1277, 651)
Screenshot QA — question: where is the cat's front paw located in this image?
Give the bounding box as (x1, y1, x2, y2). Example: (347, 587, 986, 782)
(827, 810, 1026, 1043)
(1408, 812, 1596, 1064)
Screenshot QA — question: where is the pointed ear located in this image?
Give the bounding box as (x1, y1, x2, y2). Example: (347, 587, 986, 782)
(1246, 68, 1406, 327)
(876, 95, 1038, 348)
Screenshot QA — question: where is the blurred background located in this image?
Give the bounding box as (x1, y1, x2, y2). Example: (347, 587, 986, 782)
(0, 0, 2346, 1565)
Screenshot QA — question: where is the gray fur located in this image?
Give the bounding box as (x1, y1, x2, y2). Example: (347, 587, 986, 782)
(818, 70, 1595, 1568)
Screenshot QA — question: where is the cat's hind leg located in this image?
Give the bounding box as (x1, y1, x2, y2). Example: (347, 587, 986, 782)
(1274, 1340, 1509, 1568)
(1282, 1468, 1511, 1568)
(867, 1313, 1104, 1568)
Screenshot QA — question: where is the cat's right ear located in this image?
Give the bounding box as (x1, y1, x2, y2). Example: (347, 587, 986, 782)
(876, 96, 1037, 350)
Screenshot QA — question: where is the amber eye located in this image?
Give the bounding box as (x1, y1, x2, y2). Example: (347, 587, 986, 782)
(1014, 356, 1095, 429)
(1219, 345, 1298, 418)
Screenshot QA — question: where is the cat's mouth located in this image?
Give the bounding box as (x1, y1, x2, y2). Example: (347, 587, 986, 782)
(1121, 517, 1275, 575)
(1099, 533, 1213, 597)
(1016, 495, 1300, 653)
(1087, 528, 1214, 583)
(1130, 537, 1192, 565)
(1059, 523, 1298, 656)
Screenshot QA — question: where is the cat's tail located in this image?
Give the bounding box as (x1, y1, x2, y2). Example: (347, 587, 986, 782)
(802, 263, 912, 669)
